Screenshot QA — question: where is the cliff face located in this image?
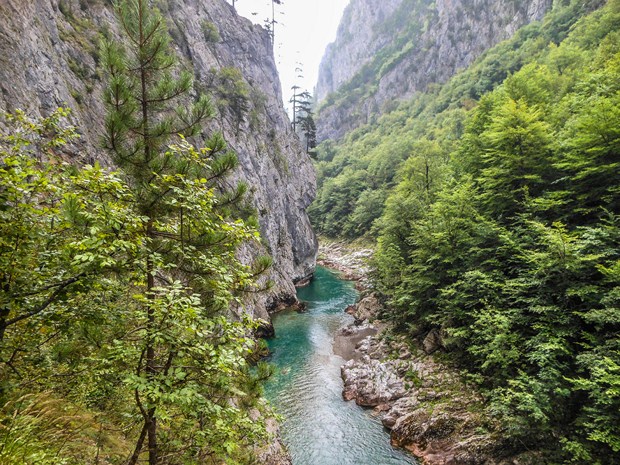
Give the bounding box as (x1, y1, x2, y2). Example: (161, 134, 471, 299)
(0, 0, 317, 321)
(316, 0, 554, 142)
(314, 0, 403, 104)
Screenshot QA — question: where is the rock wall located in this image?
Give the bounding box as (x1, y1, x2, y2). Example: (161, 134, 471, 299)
(314, 0, 403, 103)
(315, 0, 555, 142)
(0, 0, 317, 321)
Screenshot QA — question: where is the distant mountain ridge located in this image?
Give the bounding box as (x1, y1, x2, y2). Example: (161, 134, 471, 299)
(316, 0, 556, 142)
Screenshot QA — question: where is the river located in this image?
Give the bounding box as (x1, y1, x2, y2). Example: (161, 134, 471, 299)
(263, 266, 416, 465)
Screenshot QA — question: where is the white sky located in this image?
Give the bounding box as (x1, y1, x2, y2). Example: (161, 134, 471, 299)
(232, 0, 350, 110)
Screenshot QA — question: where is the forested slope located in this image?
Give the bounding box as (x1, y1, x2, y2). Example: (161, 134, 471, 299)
(0, 0, 317, 320)
(311, 0, 607, 238)
(313, 0, 620, 462)
(315, 0, 561, 142)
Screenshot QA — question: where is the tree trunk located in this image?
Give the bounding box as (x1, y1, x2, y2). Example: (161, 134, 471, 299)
(128, 422, 148, 465)
(147, 408, 157, 465)
(145, 226, 157, 465)
(139, 1, 157, 461)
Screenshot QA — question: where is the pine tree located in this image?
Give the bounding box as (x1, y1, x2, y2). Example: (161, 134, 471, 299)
(289, 85, 300, 131)
(269, 0, 284, 45)
(299, 111, 317, 152)
(101, 1, 264, 463)
(291, 89, 316, 152)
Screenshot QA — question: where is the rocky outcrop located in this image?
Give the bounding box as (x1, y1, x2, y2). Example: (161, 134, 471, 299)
(339, 321, 506, 465)
(342, 335, 407, 406)
(315, 0, 403, 103)
(334, 322, 377, 361)
(316, 0, 557, 142)
(317, 240, 372, 288)
(353, 293, 381, 324)
(422, 328, 444, 355)
(0, 0, 317, 320)
(254, 417, 293, 465)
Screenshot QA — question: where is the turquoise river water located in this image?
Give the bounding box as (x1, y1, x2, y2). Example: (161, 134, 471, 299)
(264, 266, 416, 465)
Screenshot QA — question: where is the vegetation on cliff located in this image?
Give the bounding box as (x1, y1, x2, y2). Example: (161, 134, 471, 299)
(0, 1, 274, 463)
(313, 0, 620, 462)
(310, 0, 603, 238)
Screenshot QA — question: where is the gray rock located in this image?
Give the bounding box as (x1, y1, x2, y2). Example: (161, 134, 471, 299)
(316, 0, 562, 142)
(255, 416, 293, 465)
(382, 396, 418, 429)
(423, 328, 444, 354)
(315, 0, 403, 104)
(341, 336, 406, 407)
(0, 0, 317, 321)
(354, 293, 380, 323)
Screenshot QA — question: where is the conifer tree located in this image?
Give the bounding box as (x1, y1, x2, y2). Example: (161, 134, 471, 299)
(299, 111, 317, 152)
(101, 1, 264, 463)
(270, 0, 284, 45)
(289, 84, 300, 131)
(291, 89, 316, 152)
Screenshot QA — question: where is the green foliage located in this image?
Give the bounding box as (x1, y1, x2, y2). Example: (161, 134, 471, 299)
(0, 108, 140, 349)
(210, 67, 251, 129)
(0, 1, 275, 463)
(0, 107, 270, 464)
(290, 89, 318, 153)
(312, 0, 609, 239)
(0, 393, 129, 464)
(201, 20, 221, 43)
(98, 1, 270, 463)
(319, 1, 620, 461)
(0, 110, 139, 463)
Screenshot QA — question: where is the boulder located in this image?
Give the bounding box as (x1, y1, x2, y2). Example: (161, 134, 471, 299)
(354, 293, 381, 323)
(423, 328, 444, 354)
(341, 348, 406, 407)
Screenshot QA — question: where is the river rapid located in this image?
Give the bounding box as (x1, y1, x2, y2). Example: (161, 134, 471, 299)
(263, 266, 416, 465)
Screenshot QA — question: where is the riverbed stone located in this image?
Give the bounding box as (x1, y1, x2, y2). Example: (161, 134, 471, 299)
(354, 293, 381, 324)
(335, 319, 513, 464)
(325, 241, 530, 464)
(334, 324, 377, 361)
(382, 396, 419, 429)
(317, 242, 373, 287)
(423, 328, 444, 354)
(341, 349, 406, 407)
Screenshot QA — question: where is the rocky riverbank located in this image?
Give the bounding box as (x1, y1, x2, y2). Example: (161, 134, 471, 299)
(255, 416, 292, 465)
(337, 309, 501, 465)
(317, 239, 373, 288)
(323, 243, 534, 465)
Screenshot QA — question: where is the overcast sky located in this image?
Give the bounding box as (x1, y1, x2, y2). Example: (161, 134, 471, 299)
(232, 0, 350, 110)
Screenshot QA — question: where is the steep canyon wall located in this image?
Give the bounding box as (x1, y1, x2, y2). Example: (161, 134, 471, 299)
(0, 0, 317, 321)
(316, 0, 555, 141)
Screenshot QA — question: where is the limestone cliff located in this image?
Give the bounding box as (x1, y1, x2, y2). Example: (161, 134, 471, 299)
(0, 0, 317, 321)
(316, 0, 555, 142)
(314, 0, 403, 104)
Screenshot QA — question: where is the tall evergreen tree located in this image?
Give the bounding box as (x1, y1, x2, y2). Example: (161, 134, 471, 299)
(101, 1, 264, 463)
(290, 89, 316, 152)
(269, 0, 284, 45)
(289, 84, 300, 131)
(299, 110, 317, 152)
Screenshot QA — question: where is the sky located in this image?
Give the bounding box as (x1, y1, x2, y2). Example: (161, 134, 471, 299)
(232, 0, 350, 110)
